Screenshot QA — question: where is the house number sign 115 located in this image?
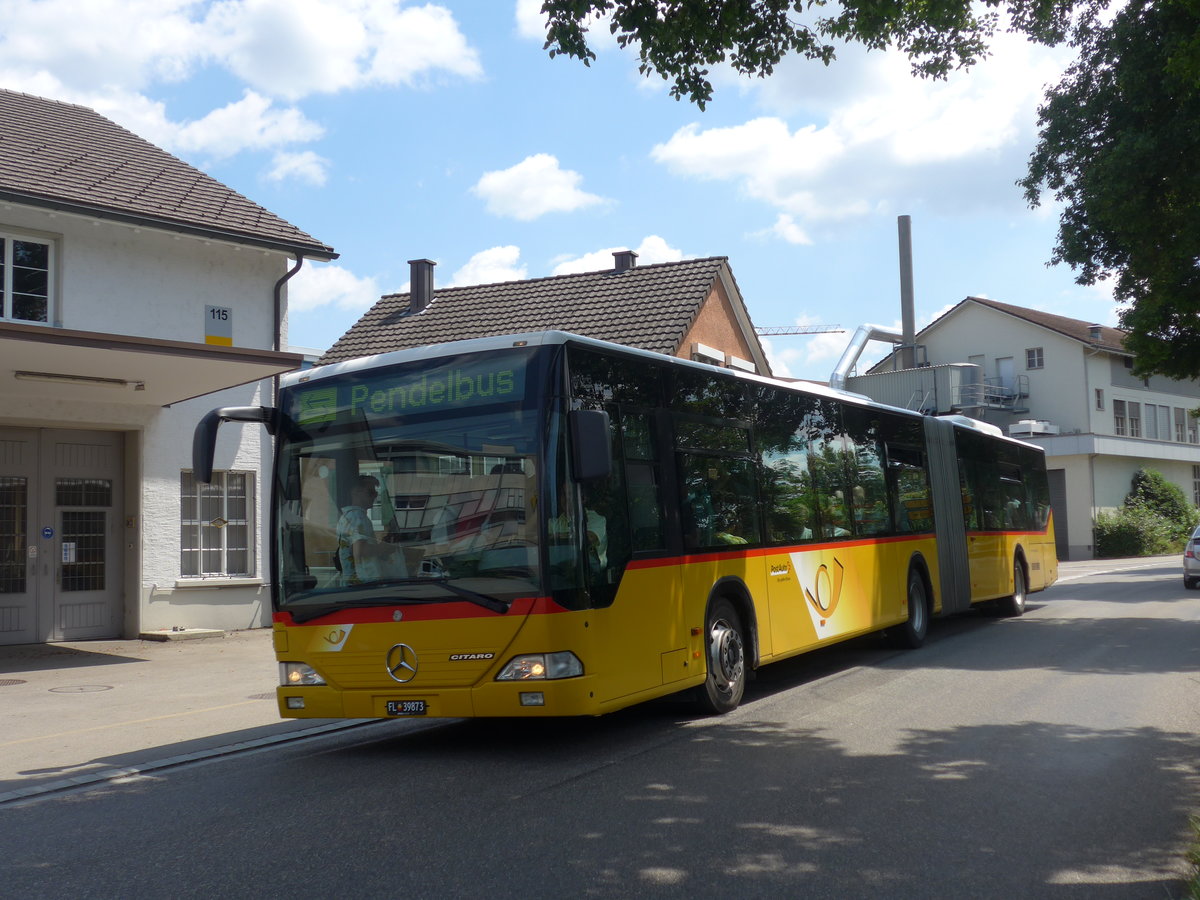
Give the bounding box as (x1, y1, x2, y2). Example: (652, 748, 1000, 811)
(205, 305, 233, 346)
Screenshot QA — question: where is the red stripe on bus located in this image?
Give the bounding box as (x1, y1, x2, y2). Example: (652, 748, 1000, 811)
(273, 594, 569, 626)
(626, 533, 933, 570)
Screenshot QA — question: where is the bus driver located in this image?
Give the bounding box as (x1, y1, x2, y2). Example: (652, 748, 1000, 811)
(337, 475, 404, 585)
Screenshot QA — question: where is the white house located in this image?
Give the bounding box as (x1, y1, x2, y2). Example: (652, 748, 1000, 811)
(0, 90, 335, 645)
(853, 296, 1200, 560)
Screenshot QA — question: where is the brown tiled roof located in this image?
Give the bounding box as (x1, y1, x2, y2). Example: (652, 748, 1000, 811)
(0, 89, 335, 259)
(320, 256, 738, 364)
(961, 296, 1128, 355)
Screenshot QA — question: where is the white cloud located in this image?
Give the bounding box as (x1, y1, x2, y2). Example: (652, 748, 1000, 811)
(652, 32, 1072, 238)
(205, 0, 482, 100)
(173, 91, 325, 158)
(0, 0, 204, 93)
(551, 235, 685, 275)
(366, 3, 484, 88)
(473, 154, 608, 221)
(267, 150, 330, 185)
(449, 246, 528, 287)
(0, 0, 481, 176)
(288, 263, 380, 313)
(748, 213, 812, 246)
(514, 0, 545, 40)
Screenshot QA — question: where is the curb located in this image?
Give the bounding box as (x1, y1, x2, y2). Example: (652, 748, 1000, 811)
(0, 719, 379, 806)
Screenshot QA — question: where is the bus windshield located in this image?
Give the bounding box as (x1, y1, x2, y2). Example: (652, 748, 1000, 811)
(274, 348, 549, 615)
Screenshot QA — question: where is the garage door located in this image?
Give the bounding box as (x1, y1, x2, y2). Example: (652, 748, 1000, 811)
(0, 427, 124, 644)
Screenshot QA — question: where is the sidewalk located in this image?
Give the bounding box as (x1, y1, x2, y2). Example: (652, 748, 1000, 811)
(0, 627, 367, 803)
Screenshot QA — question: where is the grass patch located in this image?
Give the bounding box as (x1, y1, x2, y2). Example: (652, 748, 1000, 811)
(1187, 815, 1200, 900)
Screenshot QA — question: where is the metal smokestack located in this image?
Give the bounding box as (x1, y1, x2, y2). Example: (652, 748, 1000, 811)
(898, 215, 916, 369)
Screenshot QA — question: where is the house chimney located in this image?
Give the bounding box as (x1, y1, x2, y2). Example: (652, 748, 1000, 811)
(408, 258, 436, 314)
(1089, 323, 1102, 341)
(612, 250, 638, 273)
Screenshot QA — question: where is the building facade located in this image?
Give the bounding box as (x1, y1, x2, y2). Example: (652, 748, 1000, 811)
(0, 90, 335, 645)
(856, 297, 1200, 560)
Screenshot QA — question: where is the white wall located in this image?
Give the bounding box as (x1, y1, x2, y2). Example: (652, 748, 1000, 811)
(917, 302, 1200, 560)
(1, 204, 292, 636)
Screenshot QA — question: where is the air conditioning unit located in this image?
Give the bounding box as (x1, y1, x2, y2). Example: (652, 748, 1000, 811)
(1009, 419, 1060, 436)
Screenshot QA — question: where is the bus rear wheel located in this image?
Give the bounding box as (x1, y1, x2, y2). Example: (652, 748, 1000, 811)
(889, 567, 929, 649)
(698, 598, 746, 715)
(997, 559, 1027, 617)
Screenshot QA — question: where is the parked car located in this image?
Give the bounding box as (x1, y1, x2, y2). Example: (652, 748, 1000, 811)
(1183, 525, 1200, 589)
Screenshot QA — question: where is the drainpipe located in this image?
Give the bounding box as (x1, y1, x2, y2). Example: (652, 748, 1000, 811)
(273, 254, 305, 401)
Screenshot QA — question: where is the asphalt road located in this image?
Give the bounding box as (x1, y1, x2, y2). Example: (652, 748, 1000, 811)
(4, 558, 1199, 899)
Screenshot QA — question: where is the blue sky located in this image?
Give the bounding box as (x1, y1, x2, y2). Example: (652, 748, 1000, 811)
(0, 0, 1116, 380)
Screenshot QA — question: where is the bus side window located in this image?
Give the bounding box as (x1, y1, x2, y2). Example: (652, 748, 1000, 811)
(886, 443, 932, 534)
(761, 446, 815, 542)
(958, 469, 978, 530)
(679, 455, 760, 548)
(618, 411, 665, 552)
(843, 409, 887, 536)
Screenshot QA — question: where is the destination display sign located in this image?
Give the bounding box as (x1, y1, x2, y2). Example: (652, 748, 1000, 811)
(292, 354, 528, 426)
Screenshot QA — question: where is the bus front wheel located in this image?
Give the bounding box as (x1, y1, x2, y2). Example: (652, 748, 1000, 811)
(998, 559, 1027, 617)
(698, 598, 746, 715)
(889, 567, 929, 649)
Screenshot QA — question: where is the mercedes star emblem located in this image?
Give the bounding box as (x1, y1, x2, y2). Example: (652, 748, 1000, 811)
(385, 643, 418, 683)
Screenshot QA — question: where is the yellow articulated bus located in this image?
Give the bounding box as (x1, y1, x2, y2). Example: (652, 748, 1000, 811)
(193, 331, 1056, 719)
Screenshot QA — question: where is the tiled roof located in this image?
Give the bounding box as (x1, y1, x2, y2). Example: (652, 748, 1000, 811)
(320, 256, 735, 364)
(962, 296, 1128, 354)
(0, 89, 335, 259)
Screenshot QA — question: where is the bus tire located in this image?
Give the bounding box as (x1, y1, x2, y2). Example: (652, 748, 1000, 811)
(698, 597, 746, 715)
(889, 566, 930, 649)
(997, 558, 1027, 617)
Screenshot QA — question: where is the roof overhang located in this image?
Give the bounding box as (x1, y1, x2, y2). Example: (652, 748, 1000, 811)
(0, 189, 339, 262)
(0, 321, 303, 407)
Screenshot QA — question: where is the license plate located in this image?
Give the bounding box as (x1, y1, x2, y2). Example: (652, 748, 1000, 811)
(386, 699, 427, 716)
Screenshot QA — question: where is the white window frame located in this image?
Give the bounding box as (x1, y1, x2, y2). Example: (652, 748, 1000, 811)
(1095, 389, 1104, 410)
(1025, 347, 1044, 369)
(180, 470, 255, 578)
(1113, 399, 1126, 436)
(1128, 401, 1141, 437)
(0, 230, 54, 324)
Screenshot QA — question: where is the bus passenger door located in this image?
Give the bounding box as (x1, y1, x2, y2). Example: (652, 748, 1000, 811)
(580, 407, 689, 704)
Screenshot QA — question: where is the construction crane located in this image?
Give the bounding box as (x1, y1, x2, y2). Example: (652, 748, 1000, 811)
(754, 325, 844, 336)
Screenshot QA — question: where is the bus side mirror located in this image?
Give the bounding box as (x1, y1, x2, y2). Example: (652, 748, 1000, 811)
(570, 409, 612, 482)
(193, 406, 279, 483)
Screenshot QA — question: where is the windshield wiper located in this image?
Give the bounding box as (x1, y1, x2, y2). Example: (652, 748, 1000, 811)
(429, 580, 512, 614)
(286, 578, 511, 623)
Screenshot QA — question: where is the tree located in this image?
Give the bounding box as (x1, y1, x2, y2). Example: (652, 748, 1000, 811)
(1125, 467, 1198, 538)
(541, 0, 1072, 109)
(1020, 0, 1200, 380)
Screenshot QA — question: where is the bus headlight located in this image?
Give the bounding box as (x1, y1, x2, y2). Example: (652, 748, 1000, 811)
(280, 662, 326, 686)
(495, 652, 583, 681)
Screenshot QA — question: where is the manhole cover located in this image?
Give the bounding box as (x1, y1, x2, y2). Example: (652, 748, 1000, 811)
(0, 678, 26, 687)
(248, 692, 276, 700)
(49, 684, 113, 693)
